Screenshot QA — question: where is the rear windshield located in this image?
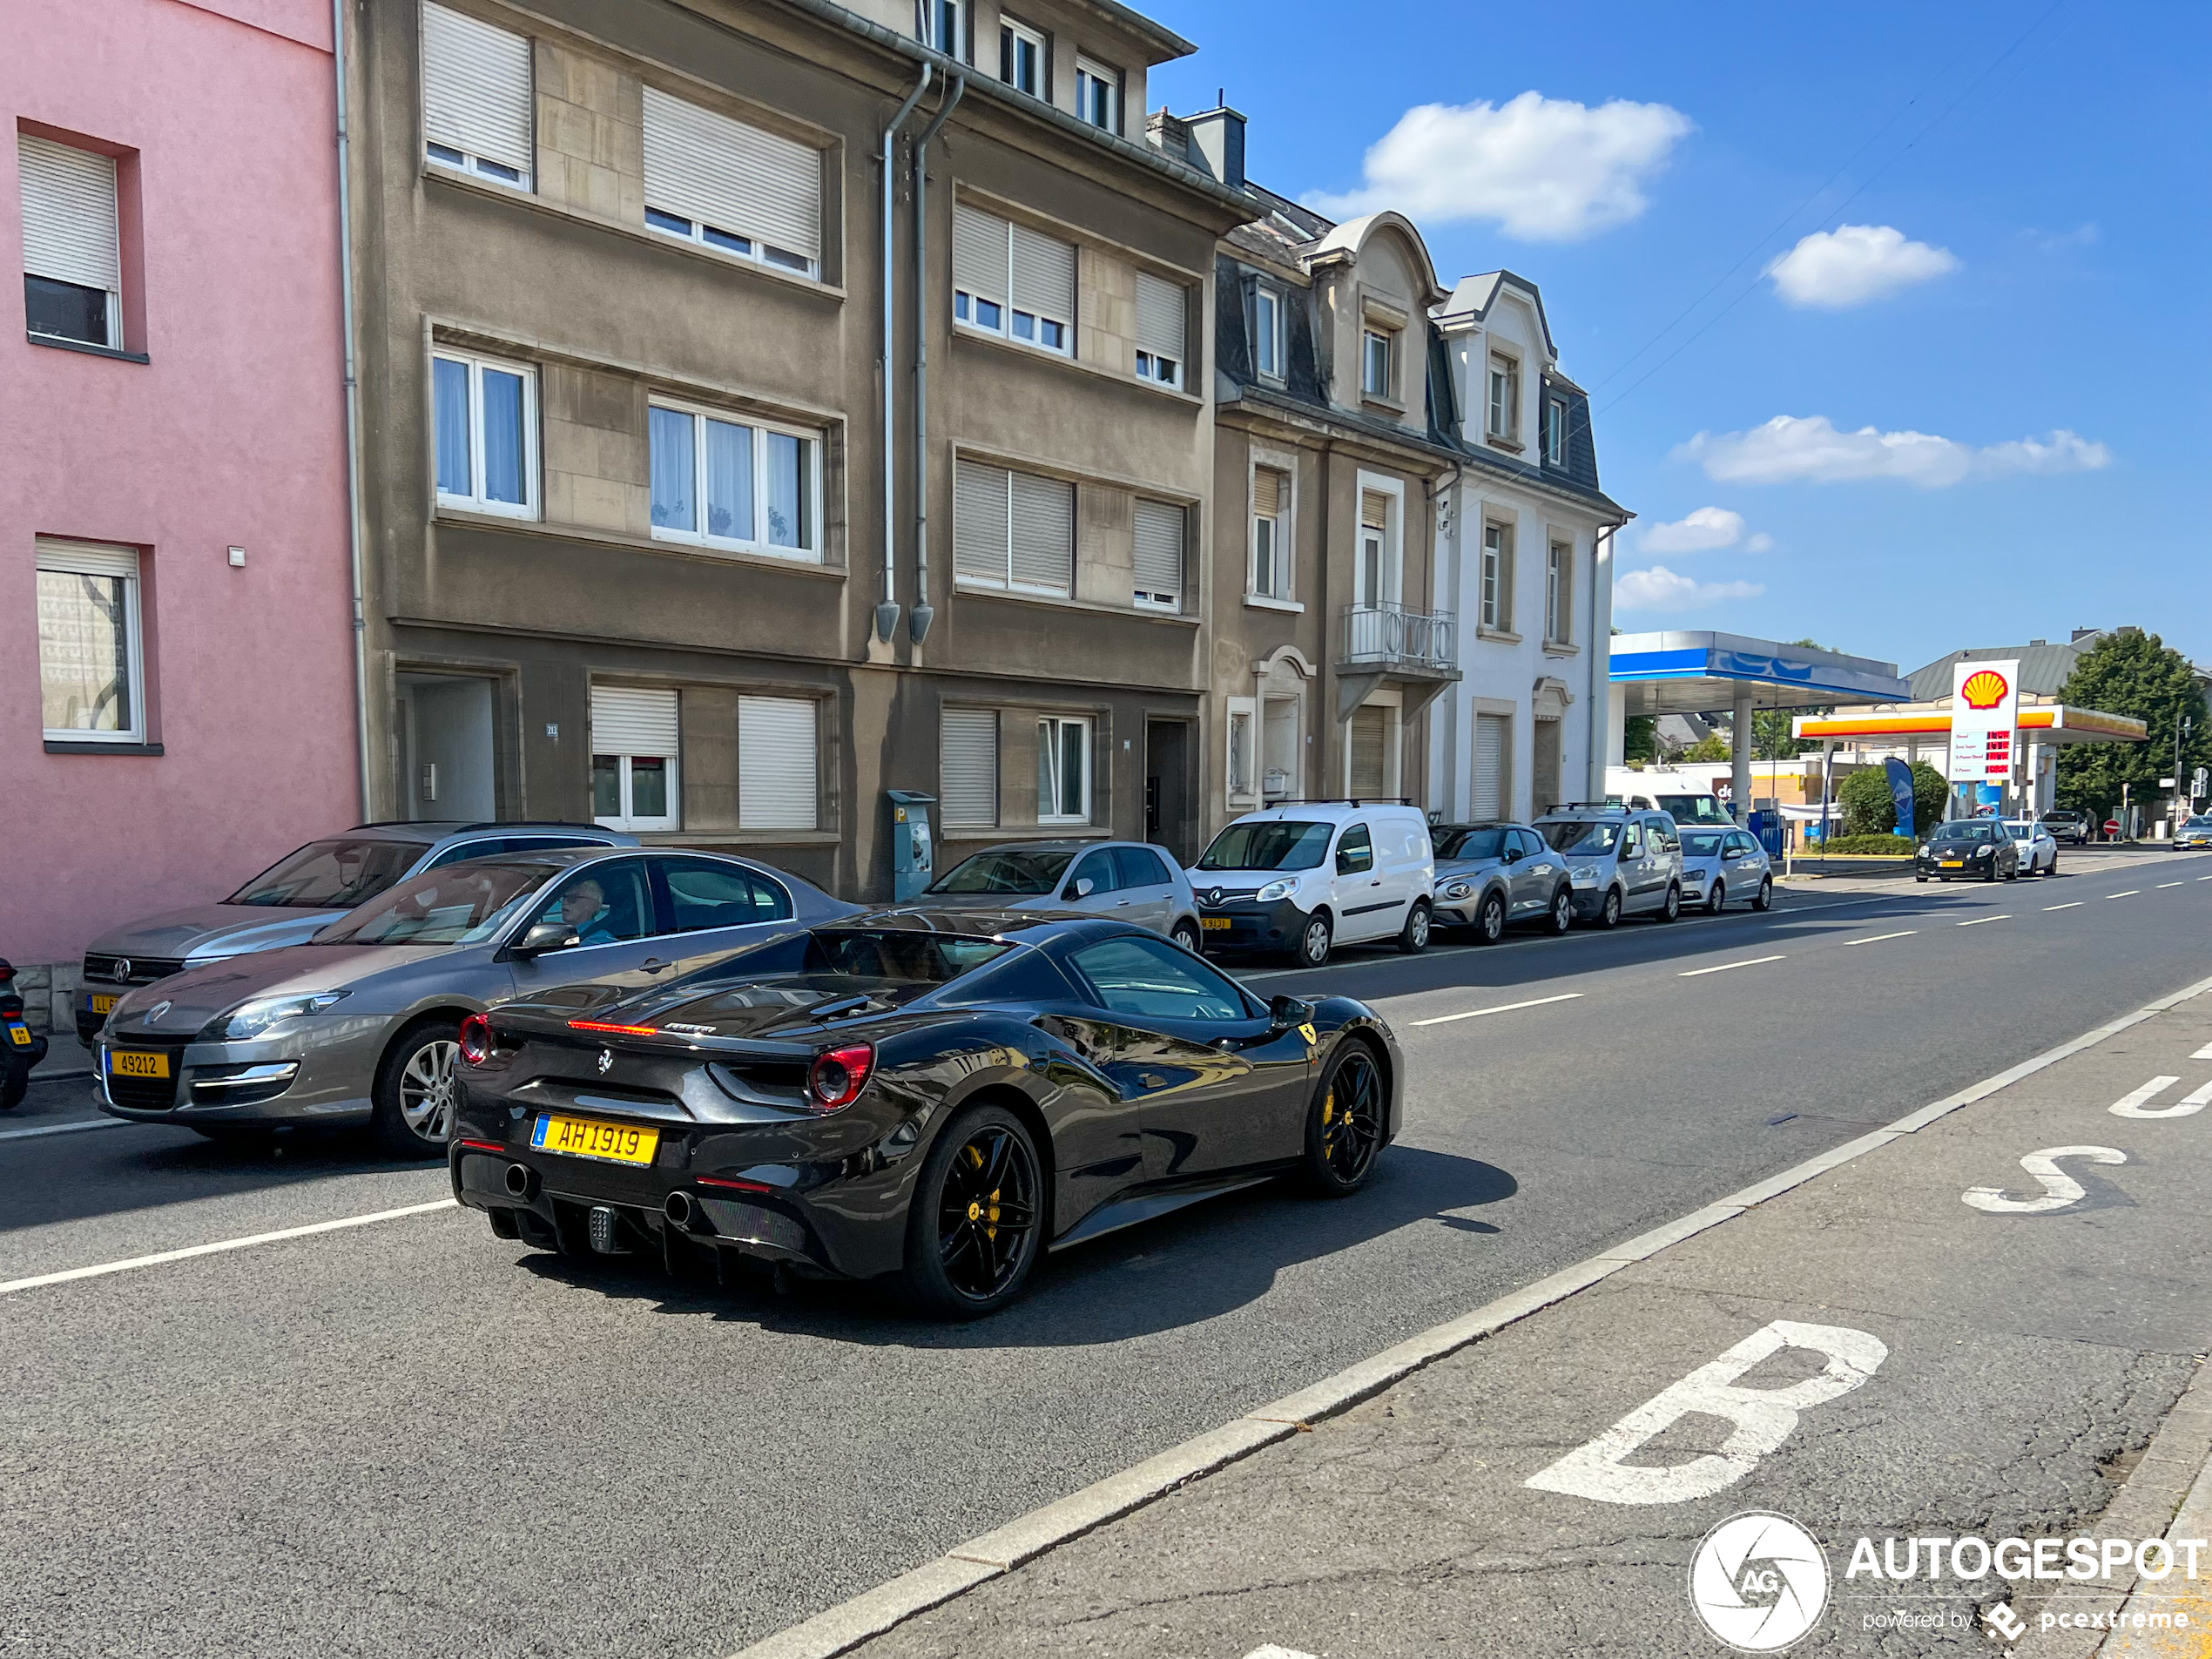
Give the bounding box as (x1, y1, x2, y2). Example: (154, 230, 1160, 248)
(804, 929, 1011, 982)
(227, 837, 425, 908)
(1197, 820, 1332, 872)
(1433, 826, 1507, 860)
(1681, 831, 1726, 857)
(1656, 794, 1730, 826)
(1539, 820, 1620, 855)
(312, 862, 553, 947)
(927, 849, 1074, 897)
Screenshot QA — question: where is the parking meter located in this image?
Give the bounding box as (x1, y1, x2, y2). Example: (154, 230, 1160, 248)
(887, 791, 935, 902)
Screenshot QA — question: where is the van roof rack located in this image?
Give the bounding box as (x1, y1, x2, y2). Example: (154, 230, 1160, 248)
(1260, 798, 1417, 808)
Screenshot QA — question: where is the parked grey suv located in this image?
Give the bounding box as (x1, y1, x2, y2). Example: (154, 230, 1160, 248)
(93, 847, 851, 1154)
(75, 822, 634, 1045)
(923, 840, 1203, 951)
(1431, 823, 1574, 942)
(1533, 806, 1684, 927)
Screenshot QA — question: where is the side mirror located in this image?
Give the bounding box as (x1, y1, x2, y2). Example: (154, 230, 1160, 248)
(510, 920, 581, 958)
(1065, 877, 1096, 900)
(1502, 845, 1521, 864)
(1268, 994, 1316, 1031)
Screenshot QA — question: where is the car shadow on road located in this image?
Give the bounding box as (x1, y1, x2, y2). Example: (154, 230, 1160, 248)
(514, 1145, 1516, 1348)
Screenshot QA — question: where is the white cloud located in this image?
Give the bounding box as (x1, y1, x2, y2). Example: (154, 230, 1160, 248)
(1640, 506, 1773, 554)
(1765, 225, 1958, 308)
(1305, 91, 1694, 241)
(1676, 415, 2111, 489)
(1615, 566, 1765, 612)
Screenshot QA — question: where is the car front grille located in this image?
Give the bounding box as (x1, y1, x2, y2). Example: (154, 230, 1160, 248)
(83, 954, 186, 987)
(103, 1040, 192, 1110)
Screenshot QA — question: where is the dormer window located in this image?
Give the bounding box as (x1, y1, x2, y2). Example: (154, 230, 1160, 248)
(1361, 327, 1395, 400)
(1542, 396, 1566, 464)
(1000, 15, 1044, 96)
(1253, 285, 1284, 381)
(1076, 57, 1120, 133)
(1487, 354, 1520, 442)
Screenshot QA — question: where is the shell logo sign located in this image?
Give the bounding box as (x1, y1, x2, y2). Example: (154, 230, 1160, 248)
(1959, 668, 2011, 711)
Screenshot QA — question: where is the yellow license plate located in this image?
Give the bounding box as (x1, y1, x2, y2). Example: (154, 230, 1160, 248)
(1201, 917, 1231, 931)
(90, 994, 118, 1015)
(531, 1113, 658, 1165)
(1940, 860, 1965, 868)
(110, 1050, 169, 1079)
(7, 1025, 30, 1048)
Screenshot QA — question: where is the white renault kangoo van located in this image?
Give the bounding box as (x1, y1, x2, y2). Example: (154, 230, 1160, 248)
(1190, 802, 1435, 967)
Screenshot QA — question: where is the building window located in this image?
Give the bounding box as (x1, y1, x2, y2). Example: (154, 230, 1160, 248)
(1481, 521, 1514, 631)
(432, 348, 537, 517)
(1252, 285, 1283, 381)
(1543, 397, 1566, 465)
(921, 0, 968, 58)
(952, 203, 1072, 355)
(1132, 498, 1184, 611)
(1076, 57, 1120, 132)
(941, 707, 1000, 828)
(1251, 466, 1290, 599)
(18, 136, 121, 348)
(643, 87, 821, 278)
(1000, 15, 1044, 95)
(590, 685, 679, 831)
(37, 538, 144, 743)
(1225, 697, 1256, 804)
(1358, 487, 1399, 607)
(421, 2, 534, 190)
(1487, 354, 1520, 439)
(1361, 327, 1394, 399)
(954, 460, 1074, 595)
(1135, 272, 1188, 388)
(649, 401, 821, 561)
(1037, 716, 1091, 823)
(1546, 540, 1572, 644)
(738, 694, 819, 831)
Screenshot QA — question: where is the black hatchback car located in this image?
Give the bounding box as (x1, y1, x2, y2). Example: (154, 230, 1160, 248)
(450, 909, 1402, 1318)
(1915, 819, 2020, 882)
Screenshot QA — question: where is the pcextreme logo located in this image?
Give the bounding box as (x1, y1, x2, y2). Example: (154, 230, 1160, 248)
(1959, 668, 2012, 710)
(1689, 1513, 1830, 1652)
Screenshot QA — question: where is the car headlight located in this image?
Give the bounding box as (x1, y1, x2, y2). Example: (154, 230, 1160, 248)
(1569, 864, 1599, 887)
(200, 990, 349, 1041)
(1440, 880, 1474, 900)
(1974, 846, 1994, 858)
(1254, 877, 1299, 904)
(1919, 844, 1932, 857)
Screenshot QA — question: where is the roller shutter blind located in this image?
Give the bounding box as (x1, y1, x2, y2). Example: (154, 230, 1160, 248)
(952, 204, 1008, 306)
(940, 708, 999, 827)
(1008, 472, 1073, 592)
(421, 3, 534, 178)
(17, 136, 118, 293)
(1251, 467, 1281, 520)
(1131, 499, 1183, 607)
(1009, 222, 1074, 320)
(1360, 489, 1391, 531)
(643, 85, 820, 264)
(35, 536, 138, 581)
(738, 695, 819, 830)
(1473, 713, 1507, 820)
(954, 459, 1010, 582)
(592, 685, 679, 755)
(1135, 272, 1186, 361)
(1349, 707, 1389, 799)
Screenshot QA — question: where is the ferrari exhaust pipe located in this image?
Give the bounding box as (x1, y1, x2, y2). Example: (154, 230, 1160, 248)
(503, 1163, 536, 1199)
(664, 1190, 694, 1228)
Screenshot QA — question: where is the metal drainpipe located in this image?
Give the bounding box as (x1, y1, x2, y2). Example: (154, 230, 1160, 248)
(331, 0, 373, 817)
(876, 64, 934, 644)
(908, 71, 964, 644)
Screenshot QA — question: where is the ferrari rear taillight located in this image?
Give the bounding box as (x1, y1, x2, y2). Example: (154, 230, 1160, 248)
(807, 1042, 875, 1112)
(457, 1013, 496, 1066)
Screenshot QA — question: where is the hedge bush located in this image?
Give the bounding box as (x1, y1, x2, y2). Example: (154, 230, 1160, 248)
(1836, 762, 1951, 836)
(1805, 834, 1920, 856)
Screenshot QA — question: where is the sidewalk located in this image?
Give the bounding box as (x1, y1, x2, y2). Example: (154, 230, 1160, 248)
(804, 980, 2212, 1658)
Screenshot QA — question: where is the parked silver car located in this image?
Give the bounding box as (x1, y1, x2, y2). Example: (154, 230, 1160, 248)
(1532, 806, 1684, 927)
(74, 821, 634, 1045)
(1677, 826, 1775, 913)
(92, 847, 851, 1154)
(922, 840, 1203, 951)
(1430, 823, 1574, 941)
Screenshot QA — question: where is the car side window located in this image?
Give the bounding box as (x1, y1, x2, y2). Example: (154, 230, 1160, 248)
(503, 836, 609, 853)
(1066, 849, 1118, 896)
(526, 860, 654, 947)
(658, 856, 792, 933)
(423, 838, 505, 870)
(1653, 821, 1679, 853)
(1621, 823, 1643, 858)
(1336, 824, 1373, 874)
(1514, 829, 1547, 860)
(1068, 935, 1245, 1022)
(1113, 846, 1171, 890)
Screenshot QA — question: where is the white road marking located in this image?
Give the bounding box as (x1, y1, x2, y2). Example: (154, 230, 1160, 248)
(1844, 930, 1917, 947)
(1962, 1146, 2126, 1215)
(0, 1198, 458, 1298)
(1524, 1321, 1887, 1505)
(2045, 902, 2085, 912)
(2158, 881, 2184, 888)
(2107, 1077, 2205, 1120)
(2109, 890, 2141, 899)
(1410, 991, 1586, 1028)
(1244, 1649, 1320, 1659)
(1956, 915, 2010, 927)
(0, 1117, 131, 1143)
(2195, 1042, 2212, 1060)
(2200, 875, 2212, 881)
(1679, 954, 1785, 978)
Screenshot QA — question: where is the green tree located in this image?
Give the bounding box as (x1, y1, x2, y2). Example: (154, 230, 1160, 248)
(1679, 735, 1732, 763)
(2054, 631, 2209, 821)
(1835, 762, 1949, 837)
(1909, 762, 1948, 835)
(1752, 709, 1817, 760)
(1623, 715, 1656, 764)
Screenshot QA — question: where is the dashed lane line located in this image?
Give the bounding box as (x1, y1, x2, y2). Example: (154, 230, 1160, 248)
(1409, 992, 1585, 1028)
(2110, 890, 2142, 900)
(1844, 931, 1918, 947)
(2046, 902, 2085, 912)
(2158, 881, 2184, 889)
(1957, 915, 2010, 927)
(1679, 954, 1785, 978)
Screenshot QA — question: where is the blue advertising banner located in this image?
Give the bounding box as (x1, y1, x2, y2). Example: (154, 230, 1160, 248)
(1884, 758, 1916, 840)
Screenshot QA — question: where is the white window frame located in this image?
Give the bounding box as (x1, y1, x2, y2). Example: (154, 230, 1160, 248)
(1481, 520, 1514, 631)
(18, 136, 123, 350)
(953, 215, 1073, 358)
(1036, 714, 1092, 825)
(1075, 56, 1120, 133)
(1546, 539, 1572, 645)
(1134, 350, 1181, 388)
(921, 0, 968, 59)
(1355, 473, 1404, 610)
(1252, 284, 1284, 381)
(1131, 497, 1184, 612)
(420, 2, 534, 192)
(593, 752, 679, 831)
(647, 398, 825, 563)
(36, 539, 145, 744)
(1361, 327, 1394, 399)
(1487, 353, 1520, 440)
(1543, 396, 1566, 464)
(1249, 462, 1292, 602)
(431, 348, 539, 519)
(1000, 15, 1045, 95)
(1224, 695, 1258, 806)
(644, 208, 816, 280)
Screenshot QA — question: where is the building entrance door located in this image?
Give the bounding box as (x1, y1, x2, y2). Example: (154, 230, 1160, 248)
(397, 672, 496, 821)
(1143, 718, 1193, 863)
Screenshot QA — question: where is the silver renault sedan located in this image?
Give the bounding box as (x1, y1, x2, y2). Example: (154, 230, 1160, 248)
(921, 840, 1203, 951)
(93, 847, 852, 1155)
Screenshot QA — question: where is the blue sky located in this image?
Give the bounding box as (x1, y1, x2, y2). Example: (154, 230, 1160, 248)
(1149, 0, 2211, 678)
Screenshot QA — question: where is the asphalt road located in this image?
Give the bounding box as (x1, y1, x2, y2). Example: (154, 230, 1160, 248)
(4, 848, 2209, 1658)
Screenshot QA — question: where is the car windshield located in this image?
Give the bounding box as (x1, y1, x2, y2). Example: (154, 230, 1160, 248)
(1681, 831, 1727, 858)
(1197, 820, 1332, 872)
(927, 850, 1075, 896)
(1932, 824, 1998, 844)
(311, 861, 554, 947)
(804, 929, 1011, 982)
(2006, 824, 2035, 840)
(226, 837, 426, 908)
(1433, 826, 1507, 860)
(1539, 820, 1621, 855)
(2189, 817, 2212, 828)
(1656, 794, 1730, 826)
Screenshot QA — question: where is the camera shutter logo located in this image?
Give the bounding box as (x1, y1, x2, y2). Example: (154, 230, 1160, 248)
(1689, 1512, 1829, 1651)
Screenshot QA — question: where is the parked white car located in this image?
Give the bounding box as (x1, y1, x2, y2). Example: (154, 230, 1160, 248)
(1678, 825, 1775, 913)
(1191, 802, 1436, 967)
(2003, 818, 2060, 875)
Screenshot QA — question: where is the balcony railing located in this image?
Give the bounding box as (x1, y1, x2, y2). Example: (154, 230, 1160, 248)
(1340, 601, 1456, 671)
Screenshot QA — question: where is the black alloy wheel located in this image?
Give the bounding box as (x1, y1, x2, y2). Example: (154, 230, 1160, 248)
(1706, 879, 1727, 915)
(1753, 874, 1774, 911)
(1598, 887, 1623, 928)
(1546, 887, 1574, 934)
(1170, 919, 1204, 954)
(1474, 891, 1507, 945)
(1397, 900, 1433, 954)
(1656, 882, 1683, 922)
(1301, 1042, 1386, 1196)
(902, 1104, 1042, 1318)
(1292, 911, 1333, 968)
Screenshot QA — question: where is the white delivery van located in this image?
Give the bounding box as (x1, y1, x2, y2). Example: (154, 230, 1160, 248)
(1190, 802, 1436, 967)
(1602, 767, 1737, 828)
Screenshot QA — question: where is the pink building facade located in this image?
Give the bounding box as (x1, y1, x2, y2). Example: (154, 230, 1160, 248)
(3, 0, 360, 1028)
